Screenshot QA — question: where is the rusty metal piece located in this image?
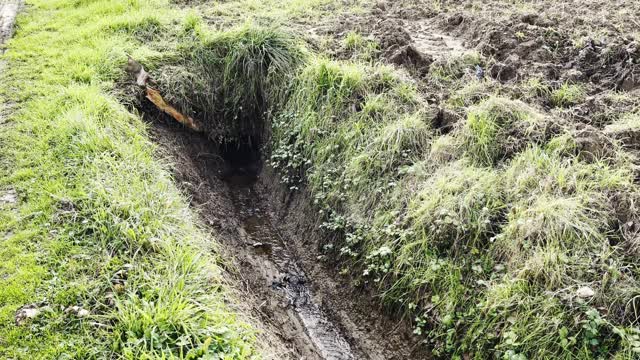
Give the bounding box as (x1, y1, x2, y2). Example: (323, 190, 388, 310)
(145, 87, 201, 131)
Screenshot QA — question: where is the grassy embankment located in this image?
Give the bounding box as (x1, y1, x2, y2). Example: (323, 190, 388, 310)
(0, 0, 264, 358)
(268, 34, 640, 360)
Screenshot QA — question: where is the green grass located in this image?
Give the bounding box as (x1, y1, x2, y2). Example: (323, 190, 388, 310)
(343, 31, 364, 50)
(463, 96, 545, 166)
(550, 83, 586, 107)
(200, 0, 368, 26)
(445, 79, 494, 108)
(4, 0, 640, 359)
(0, 0, 257, 358)
(269, 43, 640, 359)
(523, 77, 552, 99)
(154, 24, 304, 142)
(341, 31, 379, 62)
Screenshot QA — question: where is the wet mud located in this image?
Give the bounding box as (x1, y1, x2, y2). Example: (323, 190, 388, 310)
(225, 159, 356, 359)
(147, 114, 428, 359)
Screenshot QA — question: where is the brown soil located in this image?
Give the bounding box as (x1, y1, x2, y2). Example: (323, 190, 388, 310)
(318, 0, 639, 93)
(146, 112, 429, 359)
(258, 166, 431, 360)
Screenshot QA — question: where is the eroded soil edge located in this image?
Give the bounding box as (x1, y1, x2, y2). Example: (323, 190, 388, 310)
(147, 114, 428, 359)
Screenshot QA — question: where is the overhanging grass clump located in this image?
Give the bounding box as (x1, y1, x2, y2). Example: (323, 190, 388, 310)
(154, 25, 304, 143)
(0, 0, 257, 358)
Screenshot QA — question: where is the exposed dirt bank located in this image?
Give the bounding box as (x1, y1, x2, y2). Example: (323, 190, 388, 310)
(146, 112, 429, 359)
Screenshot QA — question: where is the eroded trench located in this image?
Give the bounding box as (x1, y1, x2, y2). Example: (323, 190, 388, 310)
(223, 140, 356, 359)
(134, 57, 428, 357)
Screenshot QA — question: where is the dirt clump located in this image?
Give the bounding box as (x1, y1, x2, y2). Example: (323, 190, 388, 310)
(489, 57, 518, 82)
(388, 44, 433, 76)
(562, 91, 640, 127)
(571, 123, 618, 162)
(433, 107, 459, 133)
(373, 18, 412, 57)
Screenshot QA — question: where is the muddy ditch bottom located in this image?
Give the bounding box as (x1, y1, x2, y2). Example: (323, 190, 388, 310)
(147, 113, 428, 359)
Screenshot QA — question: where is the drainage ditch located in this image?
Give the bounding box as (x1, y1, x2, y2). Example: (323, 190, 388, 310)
(142, 101, 428, 359)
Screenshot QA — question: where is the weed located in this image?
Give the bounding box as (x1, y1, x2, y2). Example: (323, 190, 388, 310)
(428, 133, 463, 164)
(550, 83, 586, 107)
(605, 112, 640, 133)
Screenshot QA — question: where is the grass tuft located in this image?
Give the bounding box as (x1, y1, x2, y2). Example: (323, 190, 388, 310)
(463, 96, 545, 165)
(550, 83, 586, 107)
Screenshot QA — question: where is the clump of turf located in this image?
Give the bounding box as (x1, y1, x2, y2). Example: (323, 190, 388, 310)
(605, 112, 640, 148)
(405, 161, 504, 254)
(463, 96, 547, 165)
(550, 82, 586, 107)
(429, 52, 484, 81)
(156, 25, 305, 143)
